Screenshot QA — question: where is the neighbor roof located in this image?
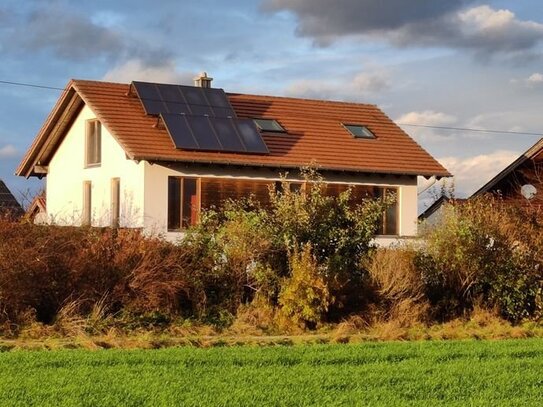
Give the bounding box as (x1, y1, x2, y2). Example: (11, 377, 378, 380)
(17, 79, 450, 178)
(0, 179, 23, 216)
(471, 138, 543, 198)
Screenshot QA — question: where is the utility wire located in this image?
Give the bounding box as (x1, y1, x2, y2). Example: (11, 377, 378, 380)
(1, 79, 542, 137)
(397, 123, 542, 137)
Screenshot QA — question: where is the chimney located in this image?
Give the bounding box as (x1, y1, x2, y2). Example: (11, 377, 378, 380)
(194, 72, 213, 88)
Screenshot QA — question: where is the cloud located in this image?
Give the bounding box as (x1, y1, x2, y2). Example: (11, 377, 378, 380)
(284, 70, 390, 100)
(439, 150, 519, 196)
(0, 144, 18, 158)
(527, 73, 543, 84)
(263, 0, 468, 43)
(397, 110, 457, 126)
(263, 1, 543, 57)
(103, 59, 194, 84)
(396, 110, 457, 141)
(2, 4, 172, 64)
(512, 72, 543, 87)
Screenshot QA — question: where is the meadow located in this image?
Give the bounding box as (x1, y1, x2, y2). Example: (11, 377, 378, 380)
(1, 339, 542, 406)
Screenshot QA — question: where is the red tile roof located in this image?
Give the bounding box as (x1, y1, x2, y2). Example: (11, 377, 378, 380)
(17, 79, 450, 178)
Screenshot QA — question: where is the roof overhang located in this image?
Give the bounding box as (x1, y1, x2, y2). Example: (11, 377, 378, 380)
(137, 155, 450, 179)
(471, 138, 543, 198)
(16, 82, 84, 178)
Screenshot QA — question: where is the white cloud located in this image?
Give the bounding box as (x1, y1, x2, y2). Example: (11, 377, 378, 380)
(396, 110, 457, 142)
(396, 110, 456, 126)
(103, 59, 194, 84)
(527, 72, 543, 85)
(284, 70, 390, 100)
(439, 150, 519, 197)
(0, 144, 18, 158)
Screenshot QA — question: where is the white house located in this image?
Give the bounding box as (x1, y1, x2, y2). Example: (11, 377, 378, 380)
(16, 74, 450, 243)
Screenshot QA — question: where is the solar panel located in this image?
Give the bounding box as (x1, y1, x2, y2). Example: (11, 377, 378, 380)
(160, 114, 199, 150)
(133, 81, 269, 154)
(185, 115, 222, 151)
(133, 82, 166, 115)
(211, 117, 246, 152)
(236, 120, 269, 154)
(133, 81, 236, 118)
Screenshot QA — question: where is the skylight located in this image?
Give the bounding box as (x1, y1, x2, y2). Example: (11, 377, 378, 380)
(343, 124, 375, 139)
(253, 119, 285, 132)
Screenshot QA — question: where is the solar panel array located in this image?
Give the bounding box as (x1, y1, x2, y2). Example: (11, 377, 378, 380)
(132, 81, 269, 154)
(161, 113, 269, 154)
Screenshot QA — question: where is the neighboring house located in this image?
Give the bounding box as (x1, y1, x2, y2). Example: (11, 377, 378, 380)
(0, 179, 23, 218)
(418, 195, 466, 226)
(16, 74, 449, 243)
(26, 194, 47, 224)
(472, 138, 543, 207)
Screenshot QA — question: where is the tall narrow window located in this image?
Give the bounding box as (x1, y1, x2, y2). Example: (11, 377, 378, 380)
(168, 177, 200, 231)
(111, 178, 120, 228)
(85, 120, 101, 166)
(82, 181, 92, 226)
(376, 187, 398, 235)
(168, 177, 181, 230)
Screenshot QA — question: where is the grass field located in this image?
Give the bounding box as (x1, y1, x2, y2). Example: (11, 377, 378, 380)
(1, 339, 542, 406)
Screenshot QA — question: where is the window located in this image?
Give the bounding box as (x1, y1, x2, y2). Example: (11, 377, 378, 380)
(168, 177, 200, 231)
(85, 120, 101, 166)
(323, 183, 398, 235)
(111, 178, 120, 228)
(253, 119, 285, 132)
(377, 187, 398, 236)
(82, 181, 92, 226)
(343, 124, 375, 139)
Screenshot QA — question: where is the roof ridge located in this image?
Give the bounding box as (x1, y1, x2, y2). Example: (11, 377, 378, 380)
(228, 91, 377, 108)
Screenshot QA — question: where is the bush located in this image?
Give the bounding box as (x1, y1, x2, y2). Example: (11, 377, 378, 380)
(0, 222, 192, 328)
(417, 196, 543, 322)
(278, 244, 331, 329)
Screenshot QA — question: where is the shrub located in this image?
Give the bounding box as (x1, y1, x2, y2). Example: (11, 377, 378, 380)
(366, 248, 429, 325)
(417, 196, 543, 322)
(278, 244, 331, 329)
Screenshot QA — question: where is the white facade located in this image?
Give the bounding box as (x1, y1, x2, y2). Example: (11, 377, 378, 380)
(46, 104, 420, 243)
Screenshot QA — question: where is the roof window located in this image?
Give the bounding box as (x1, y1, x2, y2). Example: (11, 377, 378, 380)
(343, 124, 375, 139)
(253, 119, 285, 132)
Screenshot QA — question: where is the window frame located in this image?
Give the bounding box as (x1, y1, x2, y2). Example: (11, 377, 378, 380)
(167, 177, 201, 231)
(110, 178, 120, 228)
(376, 187, 399, 236)
(82, 180, 92, 226)
(342, 123, 376, 139)
(253, 118, 286, 133)
(85, 119, 102, 167)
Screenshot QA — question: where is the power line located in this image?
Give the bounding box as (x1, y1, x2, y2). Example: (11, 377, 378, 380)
(1, 78, 542, 137)
(0, 80, 65, 92)
(398, 123, 542, 137)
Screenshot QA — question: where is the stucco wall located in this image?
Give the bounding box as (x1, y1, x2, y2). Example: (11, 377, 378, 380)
(47, 105, 145, 227)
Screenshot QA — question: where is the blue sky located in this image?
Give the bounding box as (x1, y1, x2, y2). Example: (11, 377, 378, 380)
(1, 0, 543, 207)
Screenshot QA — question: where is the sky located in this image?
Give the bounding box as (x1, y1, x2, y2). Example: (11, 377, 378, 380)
(1, 0, 543, 210)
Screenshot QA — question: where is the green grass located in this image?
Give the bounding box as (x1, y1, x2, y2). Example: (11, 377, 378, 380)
(1, 339, 542, 406)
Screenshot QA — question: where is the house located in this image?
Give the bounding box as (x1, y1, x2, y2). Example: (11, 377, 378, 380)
(16, 74, 450, 243)
(25, 194, 47, 224)
(472, 138, 543, 207)
(418, 195, 466, 226)
(0, 179, 23, 219)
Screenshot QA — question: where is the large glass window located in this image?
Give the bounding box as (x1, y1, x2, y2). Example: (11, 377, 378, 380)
(168, 177, 199, 231)
(85, 120, 101, 166)
(168, 177, 398, 235)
